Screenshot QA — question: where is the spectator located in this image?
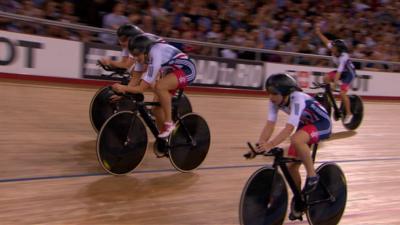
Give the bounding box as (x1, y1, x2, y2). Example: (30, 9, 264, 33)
(99, 1, 129, 45)
(1, 0, 400, 68)
(59, 1, 78, 23)
(206, 21, 223, 43)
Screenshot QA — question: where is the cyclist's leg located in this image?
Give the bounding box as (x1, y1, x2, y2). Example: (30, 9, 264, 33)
(287, 161, 302, 190)
(155, 58, 196, 138)
(340, 71, 354, 123)
(155, 74, 178, 123)
(287, 161, 303, 219)
(290, 124, 327, 194)
(341, 90, 352, 116)
(298, 119, 331, 190)
(288, 125, 311, 191)
(154, 74, 179, 138)
(151, 94, 165, 130)
(290, 130, 316, 178)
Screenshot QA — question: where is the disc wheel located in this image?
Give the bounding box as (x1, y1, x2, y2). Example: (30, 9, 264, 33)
(306, 163, 347, 225)
(97, 111, 147, 175)
(239, 167, 288, 225)
(168, 113, 210, 172)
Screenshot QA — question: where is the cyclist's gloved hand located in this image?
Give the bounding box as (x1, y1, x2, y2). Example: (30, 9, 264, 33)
(256, 142, 274, 153)
(109, 95, 122, 103)
(112, 83, 126, 94)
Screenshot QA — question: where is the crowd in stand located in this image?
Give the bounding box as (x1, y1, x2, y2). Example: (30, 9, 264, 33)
(1, 0, 400, 70)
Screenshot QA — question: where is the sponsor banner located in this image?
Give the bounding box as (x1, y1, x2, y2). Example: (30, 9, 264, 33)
(191, 55, 265, 90)
(266, 63, 400, 96)
(82, 42, 122, 80)
(2, 30, 399, 98)
(0, 30, 81, 78)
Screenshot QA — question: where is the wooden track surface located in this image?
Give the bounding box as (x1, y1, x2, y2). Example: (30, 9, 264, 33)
(1, 80, 400, 225)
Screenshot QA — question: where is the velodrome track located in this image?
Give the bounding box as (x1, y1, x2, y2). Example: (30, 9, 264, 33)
(1, 79, 400, 225)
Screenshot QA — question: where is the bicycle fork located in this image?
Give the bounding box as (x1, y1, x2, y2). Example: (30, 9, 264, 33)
(124, 115, 139, 147)
(175, 116, 196, 147)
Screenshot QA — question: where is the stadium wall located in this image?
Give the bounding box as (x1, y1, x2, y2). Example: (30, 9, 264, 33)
(1, 30, 400, 100)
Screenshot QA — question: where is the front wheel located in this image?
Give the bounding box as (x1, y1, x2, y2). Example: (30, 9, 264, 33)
(306, 162, 347, 225)
(239, 167, 288, 225)
(340, 95, 363, 130)
(168, 113, 210, 172)
(97, 111, 148, 175)
(90, 86, 117, 133)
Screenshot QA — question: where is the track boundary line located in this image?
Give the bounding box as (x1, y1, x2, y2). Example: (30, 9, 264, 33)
(1, 157, 400, 183)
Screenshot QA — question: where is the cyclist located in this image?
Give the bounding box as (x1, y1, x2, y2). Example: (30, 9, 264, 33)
(111, 34, 196, 138)
(315, 25, 357, 124)
(256, 73, 332, 219)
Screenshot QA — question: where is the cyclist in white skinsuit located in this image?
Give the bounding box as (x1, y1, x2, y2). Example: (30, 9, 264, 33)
(257, 73, 331, 220)
(112, 34, 196, 138)
(100, 24, 164, 102)
(315, 24, 357, 124)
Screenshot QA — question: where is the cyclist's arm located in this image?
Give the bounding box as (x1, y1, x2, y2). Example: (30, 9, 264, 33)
(315, 25, 331, 47)
(141, 49, 162, 85)
(268, 94, 305, 146)
(125, 79, 151, 93)
(267, 124, 295, 147)
(258, 101, 277, 143)
(126, 51, 161, 93)
(258, 120, 276, 143)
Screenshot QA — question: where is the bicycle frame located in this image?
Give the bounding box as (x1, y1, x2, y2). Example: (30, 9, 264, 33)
(137, 101, 160, 137)
(312, 82, 342, 119)
(270, 148, 304, 206)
